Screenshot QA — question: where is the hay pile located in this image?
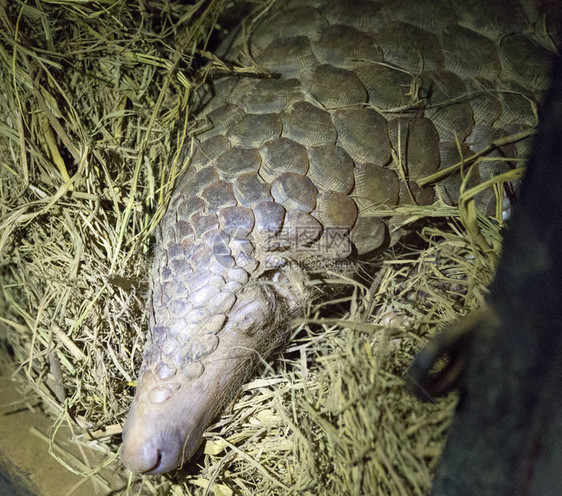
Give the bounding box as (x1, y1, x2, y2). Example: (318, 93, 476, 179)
(0, 1, 507, 494)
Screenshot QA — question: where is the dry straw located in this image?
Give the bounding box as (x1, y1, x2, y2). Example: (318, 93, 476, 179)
(0, 0, 513, 494)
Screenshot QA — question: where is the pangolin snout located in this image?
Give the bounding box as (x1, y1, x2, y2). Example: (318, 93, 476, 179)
(121, 427, 183, 474)
(121, 396, 204, 474)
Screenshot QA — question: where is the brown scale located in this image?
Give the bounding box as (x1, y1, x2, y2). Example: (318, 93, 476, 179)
(387, 117, 441, 180)
(215, 147, 261, 180)
(259, 137, 309, 182)
(301, 63, 368, 108)
(270, 172, 318, 213)
(253, 201, 285, 235)
(311, 24, 383, 69)
(257, 36, 319, 78)
(232, 172, 272, 207)
(306, 144, 355, 194)
(332, 107, 391, 165)
(281, 101, 337, 146)
(226, 113, 282, 148)
(377, 22, 444, 73)
(237, 78, 302, 113)
(441, 25, 501, 80)
(355, 64, 415, 111)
